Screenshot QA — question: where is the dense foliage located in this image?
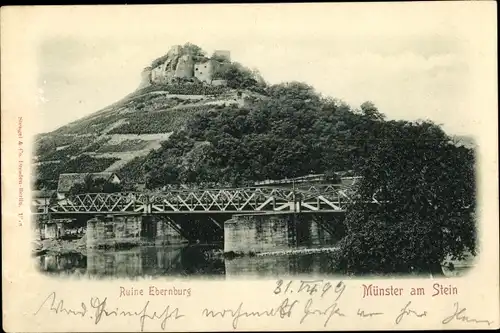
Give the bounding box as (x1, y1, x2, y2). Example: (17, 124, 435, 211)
(65, 155, 119, 173)
(35, 135, 78, 156)
(134, 82, 224, 98)
(116, 156, 148, 184)
(151, 42, 207, 68)
(67, 174, 123, 196)
(332, 121, 476, 275)
(142, 82, 386, 187)
(33, 59, 476, 275)
(52, 112, 125, 135)
(34, 162, 69, 189)
(141, 82, 229, 96)
(35, 135, 96, 161)
(212, 62, 266, 92)
(138, 81, 476, 275)
(107, 107, 209, 134)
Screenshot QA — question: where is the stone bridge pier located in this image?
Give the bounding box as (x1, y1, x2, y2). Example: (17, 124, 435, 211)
(223, 212, 346, 254)
(86, 214, 227, 248)
(43, 222, 66, 240)
(86, 215, 192, 248)
(85, 212, 345, 252)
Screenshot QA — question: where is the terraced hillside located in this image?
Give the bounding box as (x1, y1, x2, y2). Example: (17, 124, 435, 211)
(32, 42, 477, 278)
(33, 42, 473, 193)
(33, 81, 265, 190)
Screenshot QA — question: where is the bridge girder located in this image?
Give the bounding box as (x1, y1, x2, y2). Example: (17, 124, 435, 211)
(32, 185, 359, 215)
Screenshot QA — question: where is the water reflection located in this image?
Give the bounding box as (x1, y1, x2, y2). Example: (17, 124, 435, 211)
(36, 245, 470, 279)
(39, 252, 87, 272)
(86, 245, 226, 277)
(38, 252, 88, 277)
(225, 214, 343, 254)
(225, 252, 340, 278)
(37, 245, 341, 278)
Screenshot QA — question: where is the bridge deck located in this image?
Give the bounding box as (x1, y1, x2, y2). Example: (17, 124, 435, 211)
(32, 184, 361, 215)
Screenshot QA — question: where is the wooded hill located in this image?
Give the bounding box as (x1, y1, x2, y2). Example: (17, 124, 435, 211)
(33, 43, 474, 192)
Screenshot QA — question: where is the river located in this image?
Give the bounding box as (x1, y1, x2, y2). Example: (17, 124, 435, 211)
(35, 243, 473, 279)
(36, 244, 346, 279)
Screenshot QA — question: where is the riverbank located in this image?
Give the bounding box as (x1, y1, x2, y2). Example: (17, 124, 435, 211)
(223, 246, 339, 259)
(32, 238, 474, 278)
(33, 236, 87, 256)
(32, 238, 222, 257)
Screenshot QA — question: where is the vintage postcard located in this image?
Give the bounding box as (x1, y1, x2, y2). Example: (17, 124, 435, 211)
(1, 2, 499, 331)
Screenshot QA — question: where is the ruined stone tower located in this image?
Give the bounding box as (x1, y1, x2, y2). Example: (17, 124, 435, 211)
(140, 45, 232, 88)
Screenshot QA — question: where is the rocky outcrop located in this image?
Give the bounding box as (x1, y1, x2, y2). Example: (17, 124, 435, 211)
(147, 45, 195, 85)
(138, 67, 152, 89)
(175, 54, 195, 79)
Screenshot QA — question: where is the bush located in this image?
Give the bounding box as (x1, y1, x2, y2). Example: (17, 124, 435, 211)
(68, 174, 123, 196)
(116, 156, 148, 184)
(34, 162, 68, 184)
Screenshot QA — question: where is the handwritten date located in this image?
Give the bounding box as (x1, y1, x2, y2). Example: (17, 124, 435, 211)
(274, 279, 345, 300)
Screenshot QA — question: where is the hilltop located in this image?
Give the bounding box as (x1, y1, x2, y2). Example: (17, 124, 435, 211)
(33, 43, 267, 190)
(33, 42, 472, 191)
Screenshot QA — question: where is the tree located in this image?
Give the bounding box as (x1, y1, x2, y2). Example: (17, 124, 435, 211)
(182, 43, 206, 58)
(212, 62, 258, 89)
(68, 174, 94, 196)
(360, 101, 385, 121)
(268, 82, 320, 106)
(334, 120, 476, 275)
(211, 52, 231, 63)
(68, 174, 123, 195)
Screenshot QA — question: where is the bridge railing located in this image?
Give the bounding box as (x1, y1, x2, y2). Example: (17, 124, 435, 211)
(33, 184, 361, 214)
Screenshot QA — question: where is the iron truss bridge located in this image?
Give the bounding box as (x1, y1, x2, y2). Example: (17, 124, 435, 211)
(32, 184, 367, 215)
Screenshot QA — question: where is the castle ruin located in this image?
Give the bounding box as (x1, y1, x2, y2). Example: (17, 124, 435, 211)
(139, 45, 231, 89)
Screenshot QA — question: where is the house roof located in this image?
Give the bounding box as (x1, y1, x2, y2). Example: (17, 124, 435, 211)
(57, 172, 119, 193)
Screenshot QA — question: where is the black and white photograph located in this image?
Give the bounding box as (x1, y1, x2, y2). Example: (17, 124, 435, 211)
(2, 4, 498, 332)
(28, 5, 480, 281)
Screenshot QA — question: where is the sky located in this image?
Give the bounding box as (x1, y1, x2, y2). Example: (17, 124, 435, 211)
(32, 3, 494, 135)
